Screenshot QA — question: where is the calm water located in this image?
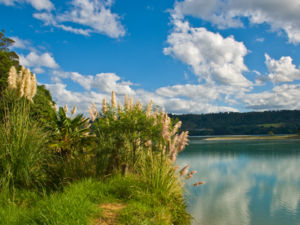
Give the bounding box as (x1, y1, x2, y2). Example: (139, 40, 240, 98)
(177, 137, 300, 225)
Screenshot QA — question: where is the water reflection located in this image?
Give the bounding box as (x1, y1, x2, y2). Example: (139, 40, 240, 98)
(177, 139, 300, 225)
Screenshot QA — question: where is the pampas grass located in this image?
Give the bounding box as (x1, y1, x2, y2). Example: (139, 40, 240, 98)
(7, 66, 17, 89)
(0, 91, 51, 197)
(7, 66, 37, 102)
(71, 106, 77, 115)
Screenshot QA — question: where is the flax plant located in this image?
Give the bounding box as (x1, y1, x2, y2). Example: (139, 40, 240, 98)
(49, 105, 95, 181)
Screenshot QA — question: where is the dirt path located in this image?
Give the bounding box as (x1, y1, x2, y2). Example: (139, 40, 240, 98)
(92, 203, 126, 225)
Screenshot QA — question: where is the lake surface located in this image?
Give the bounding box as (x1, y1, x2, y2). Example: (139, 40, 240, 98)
(177, 137, 300, 225)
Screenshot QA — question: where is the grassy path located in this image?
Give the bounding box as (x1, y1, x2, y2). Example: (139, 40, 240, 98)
(0, 174, 190, 225)
(92, 203, 126, 225)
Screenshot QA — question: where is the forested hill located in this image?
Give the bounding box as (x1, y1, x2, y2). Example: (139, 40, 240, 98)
(169, 110, 300, 136)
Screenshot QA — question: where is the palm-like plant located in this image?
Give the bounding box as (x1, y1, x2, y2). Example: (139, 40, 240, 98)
(50, 106, 91, 159)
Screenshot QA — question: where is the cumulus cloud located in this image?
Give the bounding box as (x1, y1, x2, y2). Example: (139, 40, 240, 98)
(265, 54, 300, 83)
(156, 83, 249, 105)
(44, 77, 239, 115)
(52, 71, 135, 95)
(0, 0, 54, 11)
(173, 0, 300, 44)
(45, 83, 109, 114)
(164, 20, 251, 87)
(136, 89, 238, 114)
(241, 84, 300, 110)
(19, 51, 59, 73)
(10, 36, 28, 49)
(34, 0, 125, 38)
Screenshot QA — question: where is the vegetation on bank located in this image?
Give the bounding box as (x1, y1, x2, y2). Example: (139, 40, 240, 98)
(203, 134, 300, 141)
(170, 111, 300, 136)
(0, 175, 190, 225)
(0, 32, 196, 225)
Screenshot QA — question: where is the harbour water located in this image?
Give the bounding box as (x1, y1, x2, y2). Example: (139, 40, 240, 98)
(177, 137, 300, 225)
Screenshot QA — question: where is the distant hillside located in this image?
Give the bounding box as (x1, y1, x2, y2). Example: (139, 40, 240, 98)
(169, 110, 300, 136)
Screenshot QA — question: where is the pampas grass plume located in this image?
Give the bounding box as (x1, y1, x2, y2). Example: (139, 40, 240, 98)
(136, 101, 142, 110)
(8, 66, 17, 89)
(179, 165, 190, 176)
(111, 91, 116, 108)
(71, 106, 77, 115)
(146, 100, 152, 117)
(29, 73, 37, 102)
(88, 106, 96, 121)
(53, 103, 57, 112)
(64, 104, 68, 113)
(91, 102, 98, 118)
(102, 98, 107, 113)
(129, 97, 133, 110)
(17, 67, 25, 97)
(23, 68, 32, 100)
(124, 94, 129, 111)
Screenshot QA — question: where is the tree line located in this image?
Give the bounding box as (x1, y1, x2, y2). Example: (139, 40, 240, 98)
(169, 111, 300, 135)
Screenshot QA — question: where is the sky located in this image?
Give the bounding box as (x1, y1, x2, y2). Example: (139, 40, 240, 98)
(1, 0, 300, 114)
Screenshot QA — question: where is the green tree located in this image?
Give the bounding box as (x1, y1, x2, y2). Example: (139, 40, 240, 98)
(30, 85, 56, 127)
(0, 30, 19, 92)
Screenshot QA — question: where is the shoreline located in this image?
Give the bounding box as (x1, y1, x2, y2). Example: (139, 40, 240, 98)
(202, 135, 300, 141)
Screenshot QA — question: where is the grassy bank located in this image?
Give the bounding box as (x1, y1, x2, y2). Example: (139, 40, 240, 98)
(0, 174, 190, 225)
(203, 134, 300, 141)
(0, 66, 194, 225)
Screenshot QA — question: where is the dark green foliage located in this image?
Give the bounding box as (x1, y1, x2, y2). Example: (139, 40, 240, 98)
(50, 107, 91, 158)
(30, 85, 56, 127)
(49, 107, 96, 182)
(0, 30, 19, 92)
(170, 110, 300, 135)
(92, 105, 164, 175)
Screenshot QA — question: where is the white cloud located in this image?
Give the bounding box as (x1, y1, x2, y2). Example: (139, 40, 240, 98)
(241, 84, 300, 110)
(11, 36, 28, 49)
(265, 54, 300, 83)
(164, 20, 251, 87)
(26, 0, 53, 11)
(33, 67, 45, 74)
(44, 77, 239, 115)
(52, 70, 135, 95)
(34, 0, 125, 38)
(256, 38, 264, 43)
(10, 36, 37, 52)
(156, 83, 248, 105)
(45, 83, 108, 114)
(0, 0, 54, 11)
(173, 0, 300, 44)
(134, 89, 238, 114)
(20, 51, 59, 73)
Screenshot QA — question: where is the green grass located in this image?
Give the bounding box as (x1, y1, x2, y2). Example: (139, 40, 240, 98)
(0, 174, 191, 225)
(257, 123, 285, 128)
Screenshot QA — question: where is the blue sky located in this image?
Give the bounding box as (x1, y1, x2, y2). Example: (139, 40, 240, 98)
(1, 0, 300, 114)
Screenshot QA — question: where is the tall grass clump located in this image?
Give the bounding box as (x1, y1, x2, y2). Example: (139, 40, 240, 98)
(0, 66, 51, 197)
(90, 92, 191, 224)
